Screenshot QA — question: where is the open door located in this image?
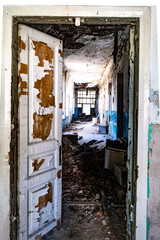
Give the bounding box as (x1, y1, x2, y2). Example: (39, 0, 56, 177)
(18, 25, 63, 239)
(126, 25, 138, 239)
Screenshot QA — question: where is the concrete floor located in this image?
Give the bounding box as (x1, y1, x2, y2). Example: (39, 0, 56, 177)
(63, 120, 113, 149)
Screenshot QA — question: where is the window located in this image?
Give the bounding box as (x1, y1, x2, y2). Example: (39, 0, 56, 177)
(77, 89, 96, 114)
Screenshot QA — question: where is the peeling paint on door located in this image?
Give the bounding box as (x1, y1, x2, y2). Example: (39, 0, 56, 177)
(18, 36, 26, 52)
(18, 63, 28, 97)
(32, 159, 45, 172)
(57, 169, 62, 179)
(35, 182, 53, 212)
(35, 233, 41, 240)
(19, 63, 28, 74)
(33, 41, 54, 67)
(18, 75, 28, 97)
(58, 49, 63, 57)
(33, 113, 53, 140)
(18, 25, 63, 239)
(34, 70, 55, 107)
(59, 103, 63, 109)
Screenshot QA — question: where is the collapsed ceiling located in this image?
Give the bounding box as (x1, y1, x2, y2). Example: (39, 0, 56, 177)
(30, 24, 129, 84)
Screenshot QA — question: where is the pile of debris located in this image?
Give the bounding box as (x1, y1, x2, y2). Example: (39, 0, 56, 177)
(56, 134, 127, 239)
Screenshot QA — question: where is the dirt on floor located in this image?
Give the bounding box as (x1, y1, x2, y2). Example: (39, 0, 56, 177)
(43, 121, 127, 240)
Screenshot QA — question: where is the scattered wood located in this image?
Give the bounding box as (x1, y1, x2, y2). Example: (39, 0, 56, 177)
(63, 201, 102, 207)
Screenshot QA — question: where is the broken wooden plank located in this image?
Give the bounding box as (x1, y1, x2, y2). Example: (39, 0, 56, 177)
(107, 147, 127, 152)
(63, 201, 102, 207)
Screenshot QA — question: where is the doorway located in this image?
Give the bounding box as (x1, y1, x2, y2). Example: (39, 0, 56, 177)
(1, 5, 151, 240)
(15, 21, 138, 240)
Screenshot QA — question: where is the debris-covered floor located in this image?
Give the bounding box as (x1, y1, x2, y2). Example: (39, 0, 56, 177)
(43, 120, 127, 240)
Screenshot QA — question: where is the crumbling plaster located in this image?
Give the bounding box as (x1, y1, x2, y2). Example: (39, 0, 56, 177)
(147, 7, 160, 240)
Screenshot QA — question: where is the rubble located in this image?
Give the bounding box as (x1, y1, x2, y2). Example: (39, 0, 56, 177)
(43, 121, 127, 240)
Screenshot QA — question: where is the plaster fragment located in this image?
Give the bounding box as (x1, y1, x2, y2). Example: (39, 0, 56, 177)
(33, 113, 53, 140)
(149, 89, 159, 108)
(35, 182, 53, 212)
(32, 159, 45, 172)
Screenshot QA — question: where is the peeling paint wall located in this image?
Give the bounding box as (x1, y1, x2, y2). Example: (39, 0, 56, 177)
(98, 30, 129, 140)
(148, 124, 160, 239)
(62, 71, 74, 130)
(147, 7, 160, 240)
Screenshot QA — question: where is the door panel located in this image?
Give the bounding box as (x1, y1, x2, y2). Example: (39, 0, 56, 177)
(18, 24, 63, 240)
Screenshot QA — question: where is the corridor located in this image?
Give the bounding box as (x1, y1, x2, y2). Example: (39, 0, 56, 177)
(43, 120, 127, 240)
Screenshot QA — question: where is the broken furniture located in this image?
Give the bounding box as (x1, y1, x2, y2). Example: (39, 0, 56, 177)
(104, 139, 127, 187)
(99, 124, 108, 134)
(62, 133, 78, 145)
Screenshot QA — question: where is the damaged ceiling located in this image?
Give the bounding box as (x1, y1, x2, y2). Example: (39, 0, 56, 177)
(30, 23, 129, 84)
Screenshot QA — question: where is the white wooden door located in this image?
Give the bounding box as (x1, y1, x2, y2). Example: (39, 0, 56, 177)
(18, 24, 63, 240)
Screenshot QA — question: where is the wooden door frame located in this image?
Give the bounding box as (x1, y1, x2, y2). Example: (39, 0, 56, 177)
(0, 5, 152, 240)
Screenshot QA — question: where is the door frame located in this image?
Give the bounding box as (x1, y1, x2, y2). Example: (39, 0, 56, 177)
(0, 5, 152, 240)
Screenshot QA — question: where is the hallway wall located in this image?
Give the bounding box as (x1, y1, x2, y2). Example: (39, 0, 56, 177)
(62, 71, 74, 130)
(147, 7, 160, 239)
(98, 36, 129, 140)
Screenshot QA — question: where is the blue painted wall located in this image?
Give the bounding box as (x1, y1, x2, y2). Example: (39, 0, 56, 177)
(73, 107, 78, 119)
(110, 111, 117, 140)
(73, 107, 82, 119)
(106, 110, 128, 139)
(78, 107, 82, 115)
(62, 116, 69, 130)
(91, 108, 95, 116)
(123, 112, 129, 139)
(105, 110, 109, 126)
(62, 109, 73, 130)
